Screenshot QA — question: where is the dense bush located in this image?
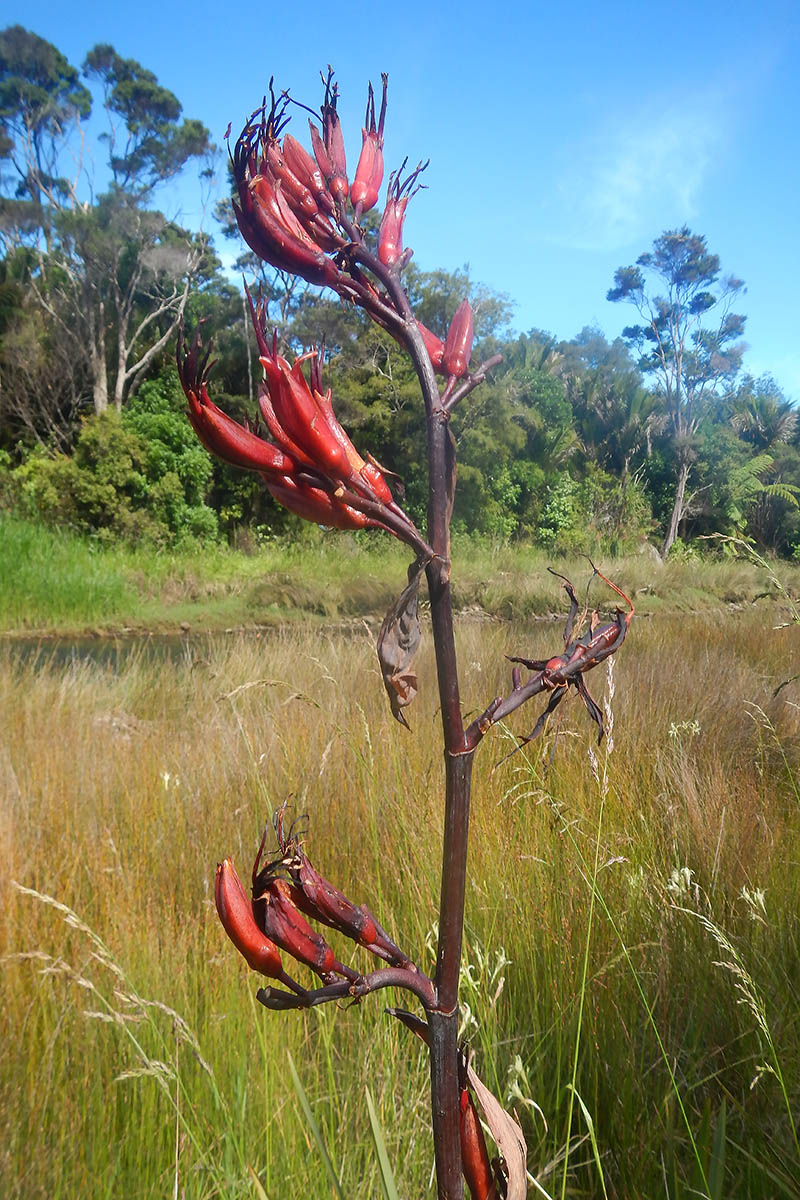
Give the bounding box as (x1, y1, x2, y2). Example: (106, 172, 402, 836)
(5, 372, 219, 545)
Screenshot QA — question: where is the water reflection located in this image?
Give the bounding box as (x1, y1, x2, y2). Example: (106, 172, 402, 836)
(0, 632, 215, 671)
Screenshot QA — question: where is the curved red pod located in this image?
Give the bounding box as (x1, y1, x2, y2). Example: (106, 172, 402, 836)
(215, 859, 284, 978)
(257, 376, 315, 467)
(186, 392, 296, 476)
(266, 476, 373, 531)
(255, 877, 336, 976)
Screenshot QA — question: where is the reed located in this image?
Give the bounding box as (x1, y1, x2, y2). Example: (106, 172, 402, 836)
(2, 608, 798, 1196)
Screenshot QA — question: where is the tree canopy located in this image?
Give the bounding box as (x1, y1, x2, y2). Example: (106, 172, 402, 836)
(1, 31, 798, 558)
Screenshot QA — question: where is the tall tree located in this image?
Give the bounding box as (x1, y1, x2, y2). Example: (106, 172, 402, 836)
(0, 28, 213, 424)
(608, 226, 746, 557)
(0, 25, 91, 241)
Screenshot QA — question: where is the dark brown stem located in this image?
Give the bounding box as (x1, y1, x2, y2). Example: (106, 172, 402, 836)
(256, 963, 436, 1010)
(465, 671, 549, 751)
(343, 230, 477, 1199)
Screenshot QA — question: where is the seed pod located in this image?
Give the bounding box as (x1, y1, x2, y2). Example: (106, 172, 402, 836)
(287, 846, 411, 967)
(460, 1086, 497, 1200)
(266, 476, 374, 530)
(215, 859, 283, 978)
(416, 320, 446, 372)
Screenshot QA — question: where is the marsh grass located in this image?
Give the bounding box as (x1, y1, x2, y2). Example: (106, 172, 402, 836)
(4, 512, 800, 636)
(2, 607, 799, 1197)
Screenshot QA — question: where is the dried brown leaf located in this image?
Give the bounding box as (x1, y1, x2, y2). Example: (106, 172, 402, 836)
(377, 559, 426, 727)
(466, 1060, 528, 1200)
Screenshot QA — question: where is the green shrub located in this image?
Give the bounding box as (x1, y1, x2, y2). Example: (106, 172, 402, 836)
(6, 371, 219, 545)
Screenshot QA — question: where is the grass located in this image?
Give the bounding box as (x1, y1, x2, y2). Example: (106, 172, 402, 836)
(2, 598, 799, 1198)
(4, 512, 800, 636)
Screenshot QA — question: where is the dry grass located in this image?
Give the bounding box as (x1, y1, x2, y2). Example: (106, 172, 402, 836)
(1, 607, 799, 1197)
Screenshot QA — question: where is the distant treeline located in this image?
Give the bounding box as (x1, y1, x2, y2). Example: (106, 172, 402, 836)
(1, 26, 798, 558)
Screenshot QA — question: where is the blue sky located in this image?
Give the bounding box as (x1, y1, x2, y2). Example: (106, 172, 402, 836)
(7, 0, 800, 398)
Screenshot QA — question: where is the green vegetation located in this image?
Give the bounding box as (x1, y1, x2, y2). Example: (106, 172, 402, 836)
(2, 610, 798, 1196)
(4, 512, 800, 636)
(2, 28, 799, 563)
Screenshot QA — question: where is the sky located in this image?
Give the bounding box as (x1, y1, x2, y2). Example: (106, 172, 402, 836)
(6, 0, 800, 399)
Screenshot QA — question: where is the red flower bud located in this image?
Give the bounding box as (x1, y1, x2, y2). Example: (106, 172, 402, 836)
(416, 320, 446, 372)
(378, 159, 427, 267)
(350, 75, 388, 217)
(177, 328, 296, 476)
(265, 476, 373, 530)
(310, 70, 348, 201)
(378, 193, 409, 267)
(443, 299, 474, 378)
(215, 858, 283, 978)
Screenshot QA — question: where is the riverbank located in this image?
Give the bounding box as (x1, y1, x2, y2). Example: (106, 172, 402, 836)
(2, 513, 799, 637)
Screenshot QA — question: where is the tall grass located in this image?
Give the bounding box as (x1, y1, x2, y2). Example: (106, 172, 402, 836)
(2, 607, 799, 1196)
(4, 512, 800, 635)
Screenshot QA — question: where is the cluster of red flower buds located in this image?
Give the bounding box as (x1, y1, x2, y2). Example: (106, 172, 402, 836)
(229, 72, 477, 385)
(214, 809, 413, 997)
(177, 313, 426, 549)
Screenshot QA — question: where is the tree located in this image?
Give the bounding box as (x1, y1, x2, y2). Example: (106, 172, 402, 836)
(730, 373, 798, 451)
(608, 227, 746, 557)
(0, 25, 91, 241)
(0, 27, 214, 429)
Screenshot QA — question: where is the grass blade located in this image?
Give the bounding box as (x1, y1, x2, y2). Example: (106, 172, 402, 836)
(708, 1098, 726, 1200)
(365, 1086, 400, 1200)
(566, 1085, 608, 1199)
(247, 1164, 271, 1200)
(287, 1049, 344, 1200)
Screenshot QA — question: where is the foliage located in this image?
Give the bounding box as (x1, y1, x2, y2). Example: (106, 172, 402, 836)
(0, 25, 213, 425)
(7, 371, 219, 544)
(608, 227, 747, 557)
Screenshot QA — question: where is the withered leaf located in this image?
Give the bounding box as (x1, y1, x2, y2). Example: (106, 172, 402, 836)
(377, 558, 427, 728)
(466, 1059, 528, 1200)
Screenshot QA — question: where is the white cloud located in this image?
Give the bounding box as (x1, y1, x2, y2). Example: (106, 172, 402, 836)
(551, 89, 730, 252)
